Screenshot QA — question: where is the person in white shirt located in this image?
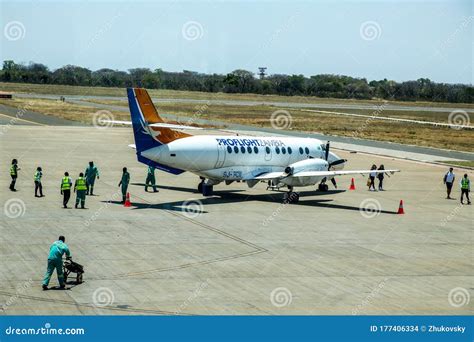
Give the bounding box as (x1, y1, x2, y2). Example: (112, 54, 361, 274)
(443, 168, 455, 199)
(368, 164, 377, 191)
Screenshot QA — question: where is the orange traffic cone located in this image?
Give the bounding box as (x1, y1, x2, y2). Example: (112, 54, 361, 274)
(397, 200, 405, 214)
(124, 192, 131, 207)
(349, 178, 356, 190)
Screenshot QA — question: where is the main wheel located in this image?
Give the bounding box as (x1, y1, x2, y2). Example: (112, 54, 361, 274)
(318, 183, 329, 192)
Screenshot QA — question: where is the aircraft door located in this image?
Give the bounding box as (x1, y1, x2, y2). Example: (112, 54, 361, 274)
(215, 144, 226, 168)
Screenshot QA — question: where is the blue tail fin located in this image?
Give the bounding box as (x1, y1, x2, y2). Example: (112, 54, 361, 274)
(127, 88, 187, 175)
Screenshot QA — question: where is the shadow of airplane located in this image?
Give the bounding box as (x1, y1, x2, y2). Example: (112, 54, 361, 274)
(103, 188, 398, 215)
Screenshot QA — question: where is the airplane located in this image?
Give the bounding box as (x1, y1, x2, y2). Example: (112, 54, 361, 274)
(107, 88, 400, 203)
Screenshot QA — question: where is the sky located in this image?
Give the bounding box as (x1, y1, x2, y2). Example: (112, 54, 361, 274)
(0, 0, 472, 84)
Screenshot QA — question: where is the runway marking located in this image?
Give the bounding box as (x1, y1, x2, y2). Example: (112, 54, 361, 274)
(301, 109, 474, 129)
(0, 112, 46, 126)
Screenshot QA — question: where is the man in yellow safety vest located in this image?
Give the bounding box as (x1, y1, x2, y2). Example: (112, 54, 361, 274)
(60, 172, 73, 208)
(34, 166, 44, 197)
(9, 158, 20, 191)
(460, 174, 471, 205)
(74, 172, 87, 209)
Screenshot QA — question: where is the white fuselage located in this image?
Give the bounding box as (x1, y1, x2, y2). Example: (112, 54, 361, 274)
(141, 135, 345, 186)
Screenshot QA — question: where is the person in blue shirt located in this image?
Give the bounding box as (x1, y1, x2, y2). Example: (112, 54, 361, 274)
(42, 236, 71, 290)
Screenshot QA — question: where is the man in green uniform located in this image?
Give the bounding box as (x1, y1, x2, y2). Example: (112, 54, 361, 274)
(460, 174, 471, 205)
(74, 172, 87, 209)
(9, 159, 20, 191)
(34, 166, 44, 197)
(42, 236, 71, 290)
(60, 172, 73, 208)
(118, 167, 130, 203)
(85, 161, 100, 195)
(145, 165, 158, 192)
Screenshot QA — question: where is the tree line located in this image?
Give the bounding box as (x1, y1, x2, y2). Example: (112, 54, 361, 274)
(1, 60, 472, 103)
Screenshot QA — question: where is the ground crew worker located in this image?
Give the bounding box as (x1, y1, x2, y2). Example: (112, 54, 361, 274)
(460, 174, 471, 205)
(85, 161, 100, 195)
(34, 166, 44, 197)
(42, 235, 71, 290)
(118, 167, 130, 203)
(74, 172, 87, 209)
(443, 168, 455, 199)
(60, 172, 73, 208)
(9, 159, 20, 191)
(145, 165, 158, 192)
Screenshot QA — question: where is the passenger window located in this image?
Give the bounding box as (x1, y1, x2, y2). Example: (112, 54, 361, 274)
(305, 147, 309, 154)
(288, 147, 292, 154)
(247, 146, 252, 153)
(265, 147, 270, 154)
(275, 147, 280, 154)
(227, 146, 232, 153)
(282, 147, 286, 154)
(234, 146, 239, 153)
(299, 147, 303, 154)
(240, 146, 245, 153)
(254, 146, 258, 154)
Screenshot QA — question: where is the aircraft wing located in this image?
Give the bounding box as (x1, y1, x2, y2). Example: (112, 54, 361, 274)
(254, 169, 400, 181)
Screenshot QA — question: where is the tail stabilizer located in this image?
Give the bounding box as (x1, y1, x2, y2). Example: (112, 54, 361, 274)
(127, 87, 188, 175)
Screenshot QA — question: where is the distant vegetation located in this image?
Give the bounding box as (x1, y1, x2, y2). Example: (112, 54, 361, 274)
(1, 60, 473, 103)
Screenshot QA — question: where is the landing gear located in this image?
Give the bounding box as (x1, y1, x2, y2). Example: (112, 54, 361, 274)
(284, 187, 299, 204)
(197, 177, 214, 196)
(318, 183, 329, 192)
(197, 177, 205, 193)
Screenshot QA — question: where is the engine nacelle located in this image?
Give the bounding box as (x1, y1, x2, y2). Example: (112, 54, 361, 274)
(284, 159, 328, 175)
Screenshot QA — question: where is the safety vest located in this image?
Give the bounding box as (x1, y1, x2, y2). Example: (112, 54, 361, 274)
(10, 165, 16, 176)
(75, 177, 87, 191)
(61, 177, 71, 190)
(461, 178, 469, 189)
(34, 171, 42, 182)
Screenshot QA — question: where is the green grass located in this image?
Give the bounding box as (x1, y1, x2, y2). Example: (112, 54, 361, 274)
(436, 160, 474, 168)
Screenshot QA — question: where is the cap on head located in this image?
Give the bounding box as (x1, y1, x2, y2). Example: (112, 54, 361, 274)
(59, 235, 65, 242)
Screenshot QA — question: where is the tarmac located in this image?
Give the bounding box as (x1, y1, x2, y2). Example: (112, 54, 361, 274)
(0, 125, 472, 315)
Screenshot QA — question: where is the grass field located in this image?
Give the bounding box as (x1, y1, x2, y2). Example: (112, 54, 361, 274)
(436, 160, 474, 168)
(0, 96, 472, 152)
(1, 81, 473, 109)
